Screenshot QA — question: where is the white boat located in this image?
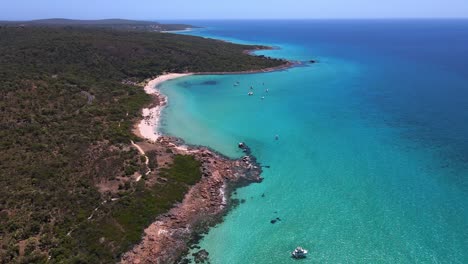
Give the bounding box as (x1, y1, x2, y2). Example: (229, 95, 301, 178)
(248, 92, 254, 96)
(291, 247, 308, 259)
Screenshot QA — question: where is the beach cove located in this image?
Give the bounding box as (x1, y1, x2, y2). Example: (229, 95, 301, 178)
(124, 48, 296, 262)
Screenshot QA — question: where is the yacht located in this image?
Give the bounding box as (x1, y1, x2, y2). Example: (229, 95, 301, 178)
(291, 247, 308, 259)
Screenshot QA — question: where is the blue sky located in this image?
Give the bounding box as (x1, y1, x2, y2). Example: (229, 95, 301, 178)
(2, 0, 468, 20)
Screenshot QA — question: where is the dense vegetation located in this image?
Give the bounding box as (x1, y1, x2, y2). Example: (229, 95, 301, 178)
(65, 155, 202, 263)
(0, 27, 285, 263)
(0, 18, 195, 32)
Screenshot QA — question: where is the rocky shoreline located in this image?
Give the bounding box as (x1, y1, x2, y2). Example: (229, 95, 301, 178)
(121, 137, 262, 264)
(192, 60, 297, 75)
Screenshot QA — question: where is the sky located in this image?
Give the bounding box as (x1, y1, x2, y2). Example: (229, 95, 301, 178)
(1, 0, 468, 21)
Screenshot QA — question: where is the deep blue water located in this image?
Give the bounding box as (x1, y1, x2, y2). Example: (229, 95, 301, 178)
(157, 20, 468, 263)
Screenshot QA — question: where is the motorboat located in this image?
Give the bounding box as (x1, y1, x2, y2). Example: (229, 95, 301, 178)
(291, 247, 308, 259)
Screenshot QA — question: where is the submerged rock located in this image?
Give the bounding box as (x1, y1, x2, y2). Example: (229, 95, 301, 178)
(271, 217, 282, 224)
(189, 244, 201, 250)
(201, 80, 218, 85)
(192, 249, 210, 263)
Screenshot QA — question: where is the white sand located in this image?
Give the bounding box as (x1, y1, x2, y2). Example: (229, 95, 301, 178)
(138, 73, 192, 142)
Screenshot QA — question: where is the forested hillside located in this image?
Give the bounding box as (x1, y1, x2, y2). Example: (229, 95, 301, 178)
(0, 27, 285, 263)
(0, 18, 194, 32)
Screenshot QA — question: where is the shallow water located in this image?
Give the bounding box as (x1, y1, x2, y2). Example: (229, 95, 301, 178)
(158, 20, 468, 263)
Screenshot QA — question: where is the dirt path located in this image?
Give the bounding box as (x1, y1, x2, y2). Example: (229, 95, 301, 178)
(131, 140, 150, 179)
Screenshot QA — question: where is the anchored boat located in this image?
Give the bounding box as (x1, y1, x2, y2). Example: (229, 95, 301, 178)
(291, 247, 308, 259)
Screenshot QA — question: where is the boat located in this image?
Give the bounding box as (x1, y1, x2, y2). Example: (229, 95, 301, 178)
(291, 247, 308, 259)
(261, 96, 265, 100)
(265, 89, 269, 93)
(248, 92, 254, 96)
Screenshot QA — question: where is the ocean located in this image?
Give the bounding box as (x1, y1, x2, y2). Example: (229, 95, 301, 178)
(157, 20, 468, 263)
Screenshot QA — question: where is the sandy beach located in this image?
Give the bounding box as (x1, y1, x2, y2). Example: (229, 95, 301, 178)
(137, 73, 192, 142)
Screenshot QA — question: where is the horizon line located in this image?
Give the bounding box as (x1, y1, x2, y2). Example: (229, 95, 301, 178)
(2, 17, 468, 22)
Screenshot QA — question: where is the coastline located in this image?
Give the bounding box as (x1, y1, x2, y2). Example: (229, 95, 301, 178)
(124, 70, 266, 263)
(122, 136, 262, 264)
(124, 49, 294, 263)
(162, 27, 194, 33)
(135, 73, 193, 142)
(193, 60, 297, 75)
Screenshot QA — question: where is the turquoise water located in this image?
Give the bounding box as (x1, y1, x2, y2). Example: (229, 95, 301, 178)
(158, 20, 468, 263)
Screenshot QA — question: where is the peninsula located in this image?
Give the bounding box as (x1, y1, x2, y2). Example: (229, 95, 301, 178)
(0, 22, 289, 263)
